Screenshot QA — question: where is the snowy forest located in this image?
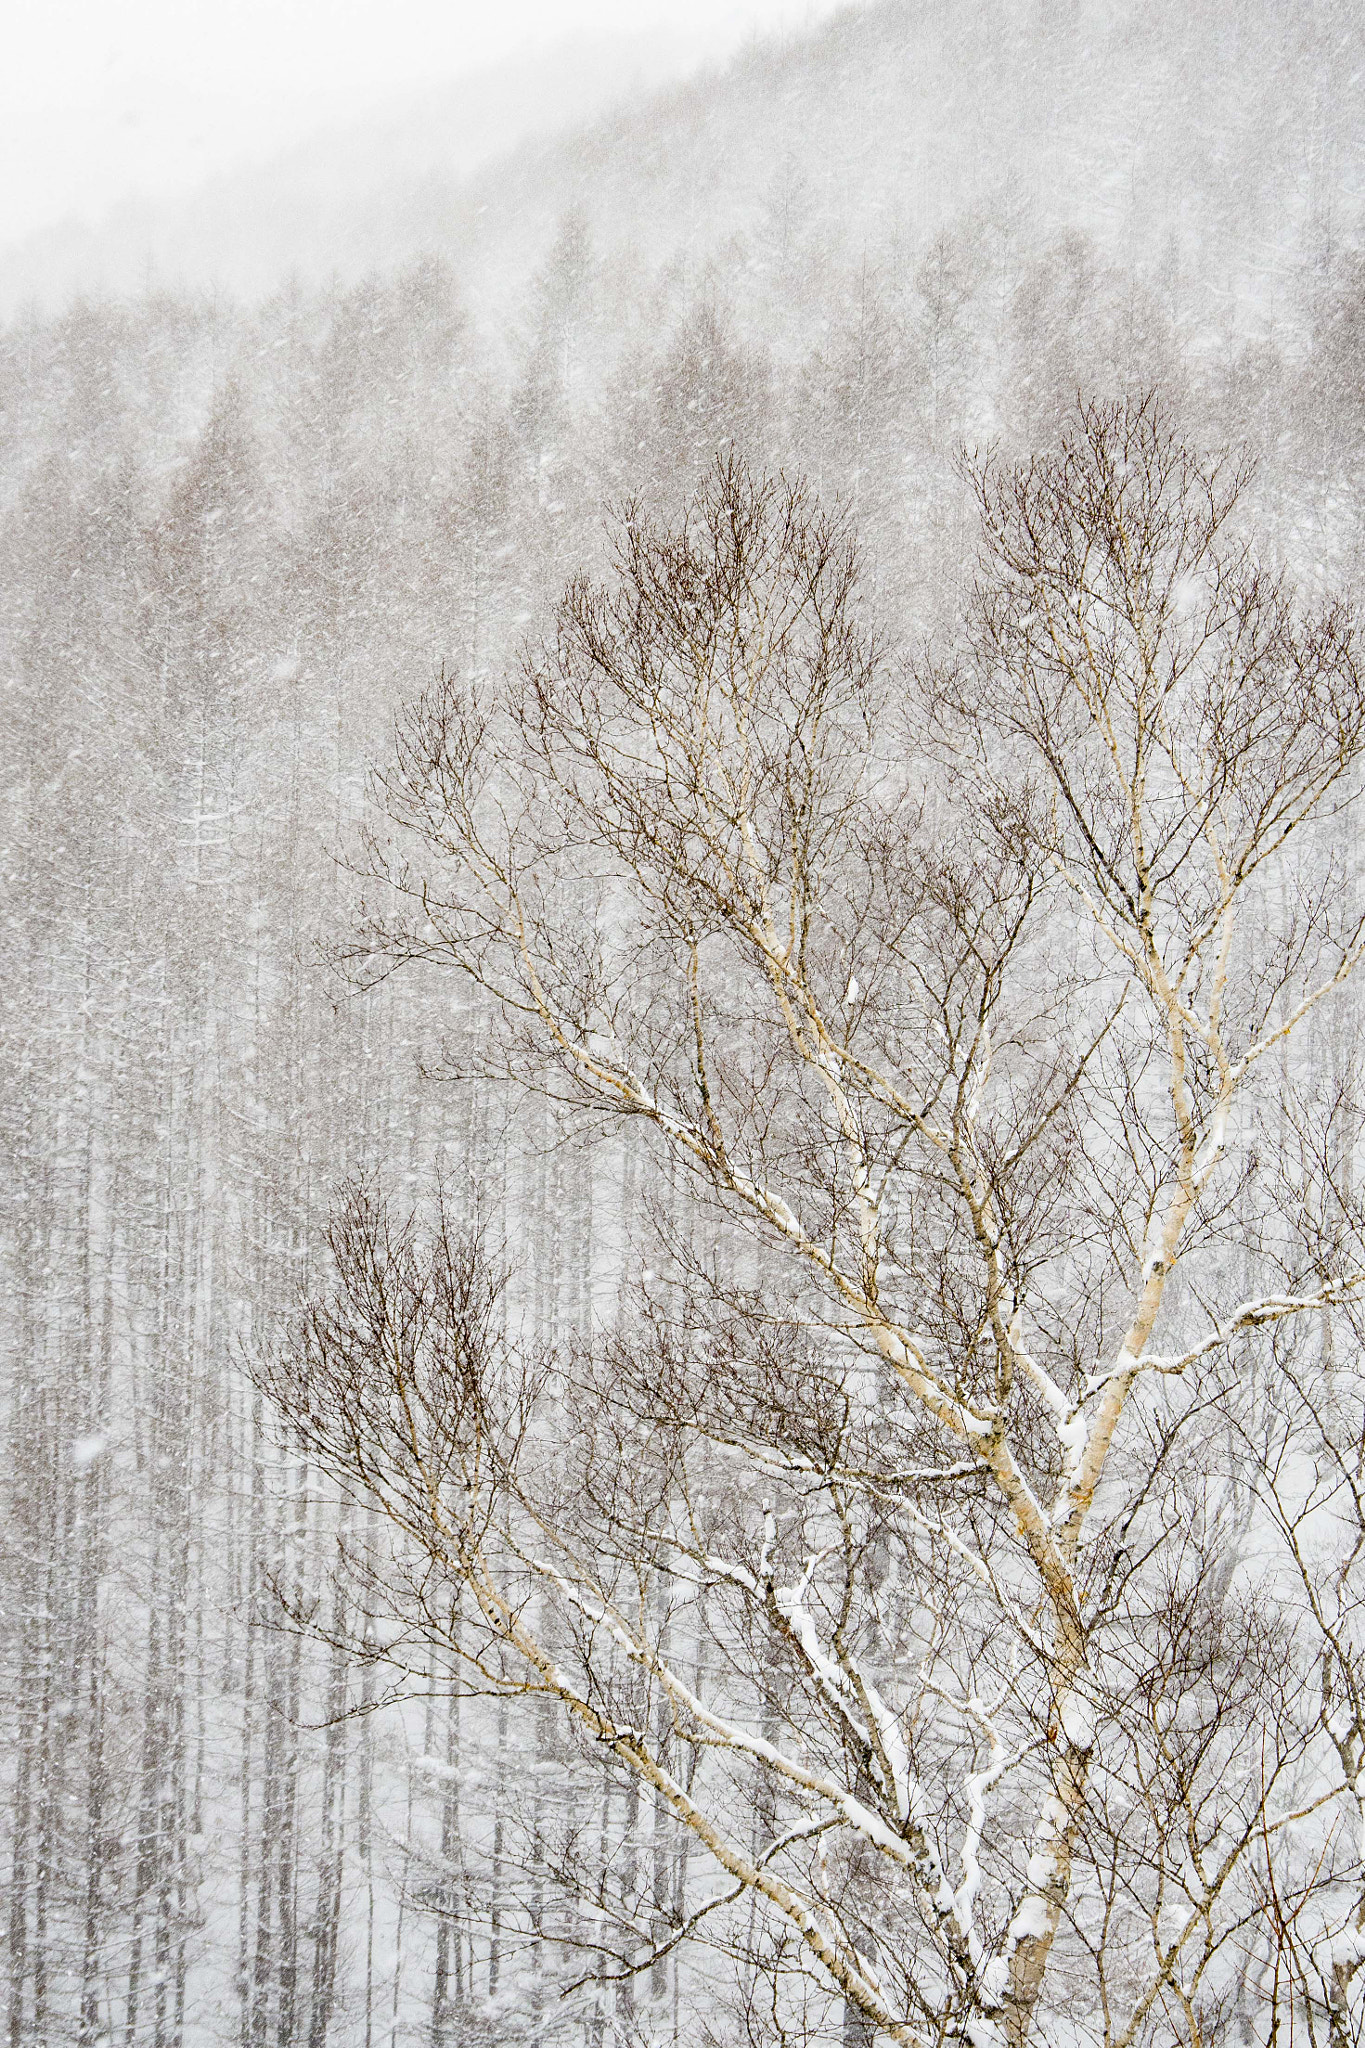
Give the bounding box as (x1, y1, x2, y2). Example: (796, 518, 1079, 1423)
(7, 1, 1365, 2043)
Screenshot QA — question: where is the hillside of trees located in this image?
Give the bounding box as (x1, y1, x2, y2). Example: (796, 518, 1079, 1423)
(5, 1, 1365, 2042)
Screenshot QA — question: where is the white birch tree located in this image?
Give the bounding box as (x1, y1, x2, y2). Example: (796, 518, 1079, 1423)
(271, 398, 1365, 2045)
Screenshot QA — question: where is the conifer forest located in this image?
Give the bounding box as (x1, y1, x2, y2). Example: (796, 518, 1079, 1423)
(9, 3, 1365, 2043)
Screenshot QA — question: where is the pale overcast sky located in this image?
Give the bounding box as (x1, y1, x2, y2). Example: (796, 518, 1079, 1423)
(2, 0, 845, 247)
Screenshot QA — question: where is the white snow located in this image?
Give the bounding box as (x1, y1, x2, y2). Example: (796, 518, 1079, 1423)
(1059, 1693, 1095, 1752)
(1007, 1896, 1054, 1944)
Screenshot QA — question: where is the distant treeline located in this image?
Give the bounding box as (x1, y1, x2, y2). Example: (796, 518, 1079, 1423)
(3, 3, 1365, 2039)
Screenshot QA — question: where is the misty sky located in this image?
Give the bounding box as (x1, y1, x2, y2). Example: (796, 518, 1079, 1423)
(3, 0, 845, 248)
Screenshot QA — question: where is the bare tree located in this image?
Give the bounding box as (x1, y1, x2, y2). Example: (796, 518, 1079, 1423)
(273, 404, 1365, 2045)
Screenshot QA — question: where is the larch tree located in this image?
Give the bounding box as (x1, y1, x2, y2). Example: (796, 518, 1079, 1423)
(266, 398, 1365, 2047)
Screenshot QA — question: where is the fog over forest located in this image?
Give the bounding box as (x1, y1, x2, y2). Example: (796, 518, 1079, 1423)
(7, 3, 1365, 2044)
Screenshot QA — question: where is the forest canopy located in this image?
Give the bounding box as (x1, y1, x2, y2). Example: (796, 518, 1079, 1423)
(7, 3, 1365, 2045)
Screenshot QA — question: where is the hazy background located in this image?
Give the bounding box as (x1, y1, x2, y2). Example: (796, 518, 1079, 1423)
(6, 1, 1365, 2042)
(3, 1, 843, 247)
